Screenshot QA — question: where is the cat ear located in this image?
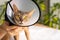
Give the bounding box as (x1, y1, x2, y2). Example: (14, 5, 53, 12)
(13, 4, 18, 13)
(28, 9, 35, 17)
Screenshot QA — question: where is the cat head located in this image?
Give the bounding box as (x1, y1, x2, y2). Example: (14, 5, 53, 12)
(13, 4, 35, 25)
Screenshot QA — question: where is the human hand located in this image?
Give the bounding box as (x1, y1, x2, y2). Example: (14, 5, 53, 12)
(1, 21, 22, 36)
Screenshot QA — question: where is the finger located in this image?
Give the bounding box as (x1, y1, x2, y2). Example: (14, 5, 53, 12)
(6, 26, 19, 31)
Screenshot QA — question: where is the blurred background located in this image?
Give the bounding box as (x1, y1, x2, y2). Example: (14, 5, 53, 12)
(0, 0, 60, 29)
(34, 0, 60, 29)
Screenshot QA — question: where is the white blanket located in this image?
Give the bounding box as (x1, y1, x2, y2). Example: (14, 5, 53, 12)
(10, 26, 60, 40)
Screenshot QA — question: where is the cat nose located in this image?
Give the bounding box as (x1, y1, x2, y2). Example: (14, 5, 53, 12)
(19, 17, 23, 24)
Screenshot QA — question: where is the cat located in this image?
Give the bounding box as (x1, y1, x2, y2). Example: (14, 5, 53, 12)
(13, 4, 35, 26)
(12, 4, 35, 40)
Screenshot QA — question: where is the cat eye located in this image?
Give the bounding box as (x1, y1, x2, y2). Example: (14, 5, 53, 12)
(15, 16, 19, 19)
(23, 16, 27, 19)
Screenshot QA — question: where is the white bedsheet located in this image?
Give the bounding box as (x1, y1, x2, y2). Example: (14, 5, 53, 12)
(10, 26, 60, 40)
